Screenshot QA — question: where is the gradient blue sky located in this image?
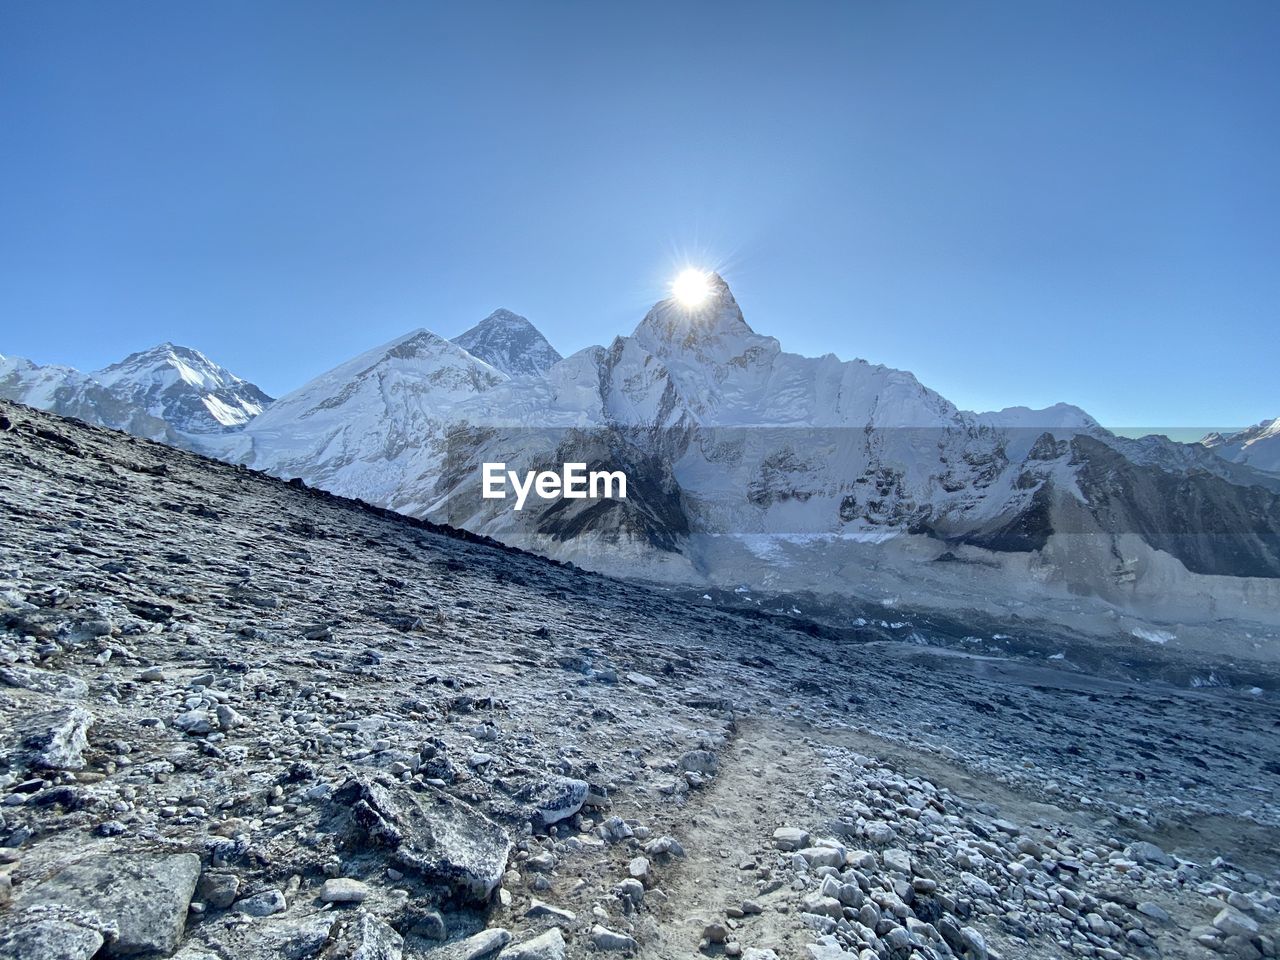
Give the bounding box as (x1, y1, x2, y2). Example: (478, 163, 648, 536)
(1, 1, 1277, 431)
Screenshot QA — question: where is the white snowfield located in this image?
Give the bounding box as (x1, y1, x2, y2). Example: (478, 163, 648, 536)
(1200, 417, 1280, 474)
(3, 285, 1279, 645)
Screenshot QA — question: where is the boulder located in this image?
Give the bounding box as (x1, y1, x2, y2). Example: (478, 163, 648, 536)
(773, 827, 811, 851)
(331, 777, 511, 902)
(24, 707, 93, 770)
(0, 919, 105, 960)
(503, 775, 589, 829)
(590, 925, 637, 951)
(498, 928, 567, 960)
(325, 912, 403, 960)
(320, 878, 371, 904)
(18, 853, 200, 956)
(449, 928, 511, 959)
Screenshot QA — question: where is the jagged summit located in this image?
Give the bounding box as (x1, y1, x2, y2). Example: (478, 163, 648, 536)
(452, 309, 562, 378)
(632, 272, 758, 353)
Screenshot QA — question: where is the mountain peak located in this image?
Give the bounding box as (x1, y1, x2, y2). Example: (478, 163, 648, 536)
(632, 272, 763, 361)
(452, 310, 562, 378)
(94, 342, 245, 388)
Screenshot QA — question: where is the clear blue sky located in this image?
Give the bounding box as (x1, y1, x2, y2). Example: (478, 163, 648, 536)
(1, 1, 1276, 430)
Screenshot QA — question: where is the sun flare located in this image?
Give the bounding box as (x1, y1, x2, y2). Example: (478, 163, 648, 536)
(672, 268, 712, 308)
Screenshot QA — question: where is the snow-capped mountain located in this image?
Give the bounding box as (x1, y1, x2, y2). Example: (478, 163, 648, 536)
(8, 286, 1278, 631)
(231, 328, 507, 509)
(0, 343, 271, 443)
(225, 275, 1280, 632)
(1200, 418, 1280, 474)
(452, 309, 562, 378)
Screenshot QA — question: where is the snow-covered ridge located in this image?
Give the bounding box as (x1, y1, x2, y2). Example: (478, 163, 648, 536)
(1200, 417, 1280, 474)
(0, 343, 272, 440)
(7, 285, 1280, 624)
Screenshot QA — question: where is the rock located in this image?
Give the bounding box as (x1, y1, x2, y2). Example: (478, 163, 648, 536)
(498, 927, 567, 960)
(628, 856, 649, 880)
(883, 849, 912, 874)
(959, 926, 989, 960)
(173, 710, 215, 736)
(234, 888, 287, 917)
(525, 851, 556, 873)
(800, 893, 844, 919)
(643, 835, 684, 858)
(321, 877, 371, 904)
(0, 665, 88, 698)
(773, 827, 811, 851)
(1127, 840, 1175, 868)
(509, 775, 589, 828)
(1137, 901, 1171, 924)
(677, 750, 718, 775)
(331, 776, 511, 902)
(0, 919, 105, 960)
(590, 925, 637, 951)
(798, 846, 844, 869)
(742, 951, 779, 960)
(25, 706, 93, 771)
(408, 908, 447, 941)
(1223, 935, 1263, 960)
(452, 928, 511, 959)
(18, 853, 200, 956)
(196, 871, 241, 909)
(138, 667, 166, 682)
(1214, 906, 1260, 939)
(525, 899, 576, 923)
(864, 821, 896, 845)
(600, 816, 633, 843)
(326, 911, 404, 960)
(215, 704, 245, 731)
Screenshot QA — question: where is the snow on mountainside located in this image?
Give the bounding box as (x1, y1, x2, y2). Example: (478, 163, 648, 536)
(0, 344, 271, 442)
(225, 274, 1280, 630)
(452, 309, 563, 378)
(1201, 418, 1280, 474)
(233, 328, 507, 507)
(7, 287, 1279, 630)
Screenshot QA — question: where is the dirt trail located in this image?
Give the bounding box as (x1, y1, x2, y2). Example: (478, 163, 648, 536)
(645, 717, 817, 959)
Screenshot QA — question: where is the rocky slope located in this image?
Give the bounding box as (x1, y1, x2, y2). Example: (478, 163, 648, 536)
(1, 400, 1278, 960)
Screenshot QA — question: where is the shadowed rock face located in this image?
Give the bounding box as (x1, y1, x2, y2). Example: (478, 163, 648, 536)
(534, 435, 691, 551)
(1070, 435, 1280, 579)
(930, 434, 1280, 579)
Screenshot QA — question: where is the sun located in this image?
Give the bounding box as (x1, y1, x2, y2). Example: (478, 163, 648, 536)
(671, 268, 712, 308)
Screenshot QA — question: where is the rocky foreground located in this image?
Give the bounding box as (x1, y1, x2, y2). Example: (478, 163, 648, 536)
(0, 398, 1278, 960)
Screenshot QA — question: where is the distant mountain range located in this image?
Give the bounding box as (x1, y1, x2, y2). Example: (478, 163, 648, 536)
(4, 282, 1278, 631)
(1199, 419, 1280, 474)
(0, 343, 271, 443)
